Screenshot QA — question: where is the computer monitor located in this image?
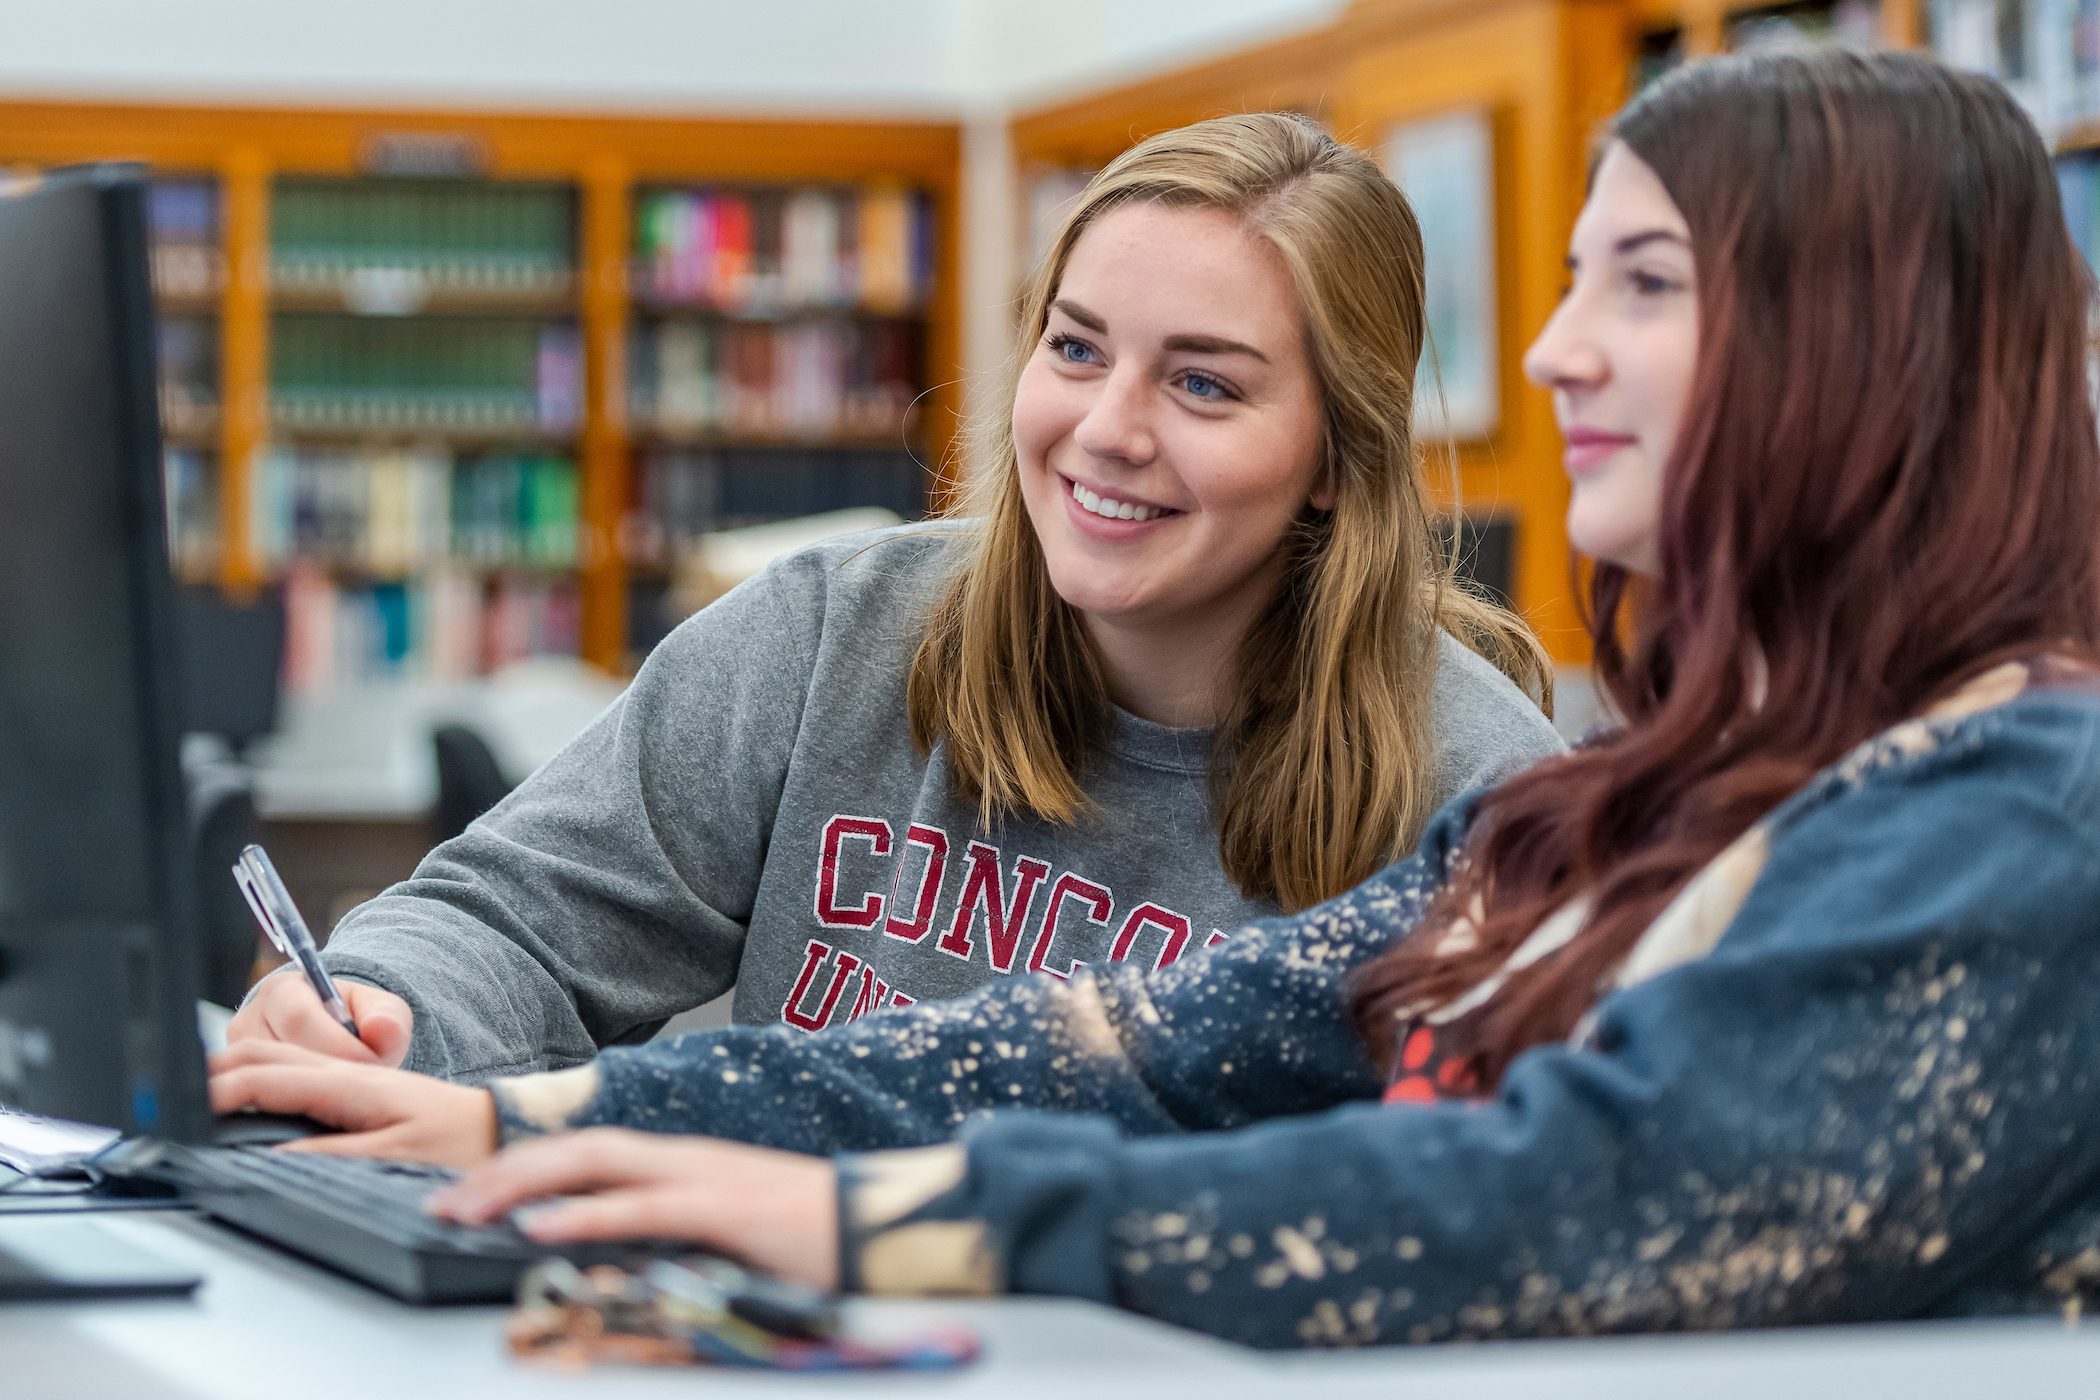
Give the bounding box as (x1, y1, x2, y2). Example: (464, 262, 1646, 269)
(174, 582, 285, 755)
(0, 164, 212, 1147)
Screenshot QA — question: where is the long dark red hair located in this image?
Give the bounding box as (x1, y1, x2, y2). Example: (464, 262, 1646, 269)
(1354, 49, 2100, 1078)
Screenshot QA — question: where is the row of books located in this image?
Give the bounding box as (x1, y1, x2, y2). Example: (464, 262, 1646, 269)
(622, 447, 926, 571)
(149, 179, 224, 300)
(629, 317, 920, 442)
(1732, 0, 1882, 49)
(272, 178, 575, 292)
(1933, 0, 2100, 135)
(283, 567, 583, 694)
(158, 316, 218, 413)
(1634, 1, 1881, 91)
(270, 315, 583, 434)
(633, 185, 934, 314)
(251, 446, 580, 574)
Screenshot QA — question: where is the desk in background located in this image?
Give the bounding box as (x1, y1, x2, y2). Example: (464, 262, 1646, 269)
(247, 661, 625, 933)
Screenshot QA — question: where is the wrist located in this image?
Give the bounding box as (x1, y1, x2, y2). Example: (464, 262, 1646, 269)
(472, 1088, 499, 1158)
(486, 1061, 606, 1146)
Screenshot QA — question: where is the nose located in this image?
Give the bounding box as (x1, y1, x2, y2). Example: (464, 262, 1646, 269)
(1522, 294, 1607, 394)
(1070, 364, 1157, 468)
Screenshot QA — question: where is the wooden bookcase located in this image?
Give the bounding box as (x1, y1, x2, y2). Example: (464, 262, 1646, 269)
(0, 101, 964, 673)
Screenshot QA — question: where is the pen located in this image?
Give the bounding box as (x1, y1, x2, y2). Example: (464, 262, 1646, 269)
(232, 843, 361, 1041)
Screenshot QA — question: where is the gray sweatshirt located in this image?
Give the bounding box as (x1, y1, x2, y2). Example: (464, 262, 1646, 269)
(316, 523, 1565, 1080)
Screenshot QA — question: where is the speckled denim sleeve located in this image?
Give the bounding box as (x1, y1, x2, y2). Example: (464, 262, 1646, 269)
(487, 792, 1484, 1153)
(832, 700, 2100, 1348)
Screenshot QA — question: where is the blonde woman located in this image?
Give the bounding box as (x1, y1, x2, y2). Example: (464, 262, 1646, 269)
(227, 112, 1561, 1082)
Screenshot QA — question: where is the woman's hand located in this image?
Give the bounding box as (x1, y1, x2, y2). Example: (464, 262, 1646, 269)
(226, 973, 415, 1068)
(428, 1129, 840, 1291)
(208, 1040, 497, 1166)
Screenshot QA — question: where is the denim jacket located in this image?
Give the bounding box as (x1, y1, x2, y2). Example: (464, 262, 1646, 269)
(491, 662, 2100, 1349)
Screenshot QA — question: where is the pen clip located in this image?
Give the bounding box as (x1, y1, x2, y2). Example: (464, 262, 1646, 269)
(232, 849, 294, 959)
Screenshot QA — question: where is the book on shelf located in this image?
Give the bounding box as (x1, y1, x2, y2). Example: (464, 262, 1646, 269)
(251, 445, 579, 575)
(629, 318, 919, 441)
(147, 177, 222, 300)
(156, 315, 218, 426)
(272, 178, 575, 294)
(1932, 0, 2100, 136)
(622, 445, 925, 575)
(633, 184, 933, 315)
(1728, 0, 1883, 52)
(1633, 28, 1689, 91)
(269, 315, 582, 434)
(281, 566, 582, 694)
(1633, 1, 1882, 91)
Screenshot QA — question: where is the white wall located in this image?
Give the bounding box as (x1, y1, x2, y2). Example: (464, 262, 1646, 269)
(0, 0, 1343, 112)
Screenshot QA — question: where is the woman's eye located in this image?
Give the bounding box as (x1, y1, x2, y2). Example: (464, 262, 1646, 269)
(1630, 270, 1682, 297)
(1045, 332, 1098, 365)
(1181, 371, 1230, 401)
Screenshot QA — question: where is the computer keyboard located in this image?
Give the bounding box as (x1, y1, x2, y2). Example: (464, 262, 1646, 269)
(156, 1147, 667, 1304)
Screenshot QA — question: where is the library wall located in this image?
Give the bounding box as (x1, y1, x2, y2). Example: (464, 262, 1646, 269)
(0, 0, 1346, 112)
(0, 0, 965, 111)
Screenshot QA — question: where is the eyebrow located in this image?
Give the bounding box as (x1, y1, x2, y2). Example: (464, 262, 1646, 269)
(1049, 299, 1270, 364)
(1615, 229, 1690, 254)
(1565, 228, 1692, 268)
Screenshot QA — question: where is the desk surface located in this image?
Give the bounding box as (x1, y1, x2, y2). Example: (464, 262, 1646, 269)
(3, 1209, 2098, 1400)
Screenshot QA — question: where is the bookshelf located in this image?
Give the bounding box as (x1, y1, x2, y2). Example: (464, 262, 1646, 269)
(1633, 4, 2100, 273)
(0, 101, 963, 680)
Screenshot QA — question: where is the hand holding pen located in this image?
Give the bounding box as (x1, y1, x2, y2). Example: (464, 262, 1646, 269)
(224, 845, 416, 1066)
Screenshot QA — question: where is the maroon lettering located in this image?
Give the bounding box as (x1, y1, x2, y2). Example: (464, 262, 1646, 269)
(936, 843, 1052, 972)
(882, 823, 949, 944)
(781, 938, 864, 1031)
(1110, 903, 1193, 969)
(1027, 872, 1114, 980)
(846, 966, 885, 1022)
(815, 816, 892, 930)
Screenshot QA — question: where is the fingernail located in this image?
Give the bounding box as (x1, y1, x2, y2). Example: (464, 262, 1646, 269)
(512, 1205, 561, 1238)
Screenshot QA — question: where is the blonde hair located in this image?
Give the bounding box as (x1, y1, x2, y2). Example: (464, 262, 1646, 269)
(908, 112, 1550, 910)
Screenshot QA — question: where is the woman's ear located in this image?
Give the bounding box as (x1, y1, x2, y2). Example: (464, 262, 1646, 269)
(1308, 459, 1338, 512)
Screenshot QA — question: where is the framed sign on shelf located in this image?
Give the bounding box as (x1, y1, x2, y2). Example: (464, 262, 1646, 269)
(1383, 107, 1500, 441)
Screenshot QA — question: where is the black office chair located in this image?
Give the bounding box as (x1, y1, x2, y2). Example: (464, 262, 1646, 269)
(430, 724, 514, 845)
(185, 757, 265, 1009)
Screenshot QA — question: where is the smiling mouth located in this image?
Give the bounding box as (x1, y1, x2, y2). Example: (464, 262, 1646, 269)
(1067, 477, 1180, 523)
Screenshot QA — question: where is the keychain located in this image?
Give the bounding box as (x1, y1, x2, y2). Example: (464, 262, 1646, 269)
(506, 1256, 981, 1373)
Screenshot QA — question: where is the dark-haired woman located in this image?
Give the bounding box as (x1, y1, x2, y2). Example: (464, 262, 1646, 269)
(213, 49, 2100, 1348)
